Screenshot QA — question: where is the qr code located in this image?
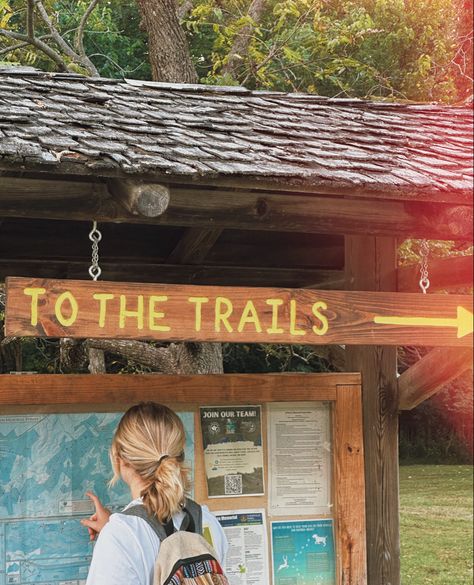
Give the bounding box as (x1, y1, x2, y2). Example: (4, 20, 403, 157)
(224, 474, 243, 495)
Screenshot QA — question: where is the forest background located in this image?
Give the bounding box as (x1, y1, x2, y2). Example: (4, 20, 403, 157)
(0, 0, 473, 462)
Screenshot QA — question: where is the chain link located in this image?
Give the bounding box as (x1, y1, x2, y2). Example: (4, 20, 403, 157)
(88, 221, 102, 281)
(419, 239, 430, 294)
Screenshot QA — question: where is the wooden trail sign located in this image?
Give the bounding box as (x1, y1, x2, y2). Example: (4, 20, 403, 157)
(5, 277, 473, 347)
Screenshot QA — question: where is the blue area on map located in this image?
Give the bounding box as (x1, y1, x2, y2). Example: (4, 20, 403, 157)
(0, 412, 194, 585)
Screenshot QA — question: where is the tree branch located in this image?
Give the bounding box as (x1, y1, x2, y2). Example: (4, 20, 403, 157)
(0, 29, 69, 71)
(27, 0, 35, 40)
(75, 0, 101, 71)
(0, 34, 53, 56)
(222, 0, 267, 79)
(85, 338, 179, 373)
(177, 0, 194, 20)
(35, 0, 99, 75)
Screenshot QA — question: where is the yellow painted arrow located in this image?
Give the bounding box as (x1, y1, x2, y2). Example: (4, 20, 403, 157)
(374, 306, 473, 339)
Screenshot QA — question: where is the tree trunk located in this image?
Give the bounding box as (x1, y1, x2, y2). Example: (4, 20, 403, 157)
(131, 0, 222, 376)
(136, 0, 198, 83)
(86, 339, 223, 374)
(222, 0, 267, 79)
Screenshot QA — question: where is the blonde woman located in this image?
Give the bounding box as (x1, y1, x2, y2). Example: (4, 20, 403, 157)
(83, 402, 228, 585)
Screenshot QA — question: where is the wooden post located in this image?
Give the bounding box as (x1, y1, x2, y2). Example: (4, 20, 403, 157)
(345, 236, 399, 585)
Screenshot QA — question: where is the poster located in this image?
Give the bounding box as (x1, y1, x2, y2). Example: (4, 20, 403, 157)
(268, 402, 331, 516)
(271, 519, 336, 585)
(200, 406, 264, 497)
(215, 509, 269, 585)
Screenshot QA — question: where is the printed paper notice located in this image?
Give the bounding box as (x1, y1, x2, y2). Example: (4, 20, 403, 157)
(272, 519, 336, 585)
(268, 402, 331, 515)
(200, 406, 264, 497)
(215, 510, 269, 585)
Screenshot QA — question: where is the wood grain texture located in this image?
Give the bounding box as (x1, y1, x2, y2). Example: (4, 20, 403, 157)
(398, 255, 473, 292)
(5, 277, 473, 346)
(335, 384, 367, 585)
(0, 176, 472, 240)
(0, 260, 343, 289)
(0, 373, 348, 407)
(398, 347, 473, 409)
(345, 236, 400, 585)
(0, 372, 366, 585)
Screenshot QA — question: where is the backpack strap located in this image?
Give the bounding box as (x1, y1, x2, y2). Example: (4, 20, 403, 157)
(182, 498, 203, 535)
(121, 505, 172, 542)
(120, 499, 202, 542)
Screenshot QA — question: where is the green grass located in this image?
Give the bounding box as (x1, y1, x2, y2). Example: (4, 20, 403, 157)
(400, 465, 473, 585)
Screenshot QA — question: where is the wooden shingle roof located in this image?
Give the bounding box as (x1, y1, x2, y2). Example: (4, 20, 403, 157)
(0, 69, 472, 202)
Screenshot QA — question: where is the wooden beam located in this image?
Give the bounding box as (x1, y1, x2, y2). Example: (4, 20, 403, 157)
(345, 236, 400, 585)
(0, 259, 343, 289)
(398, 347, 473, 410)
(0, 373, 356, 408)
(167, 227, 222, 264)
(0, 176, 471, 240)
(335, 384, 367, 584)
(398, 255, 473, 292)
(109, 179, 170, 217)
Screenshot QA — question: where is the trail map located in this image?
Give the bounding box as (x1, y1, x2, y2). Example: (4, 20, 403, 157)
(0, 412, 194, 585)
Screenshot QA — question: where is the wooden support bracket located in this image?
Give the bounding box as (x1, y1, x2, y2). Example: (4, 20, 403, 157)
(398, 346, 473, 410)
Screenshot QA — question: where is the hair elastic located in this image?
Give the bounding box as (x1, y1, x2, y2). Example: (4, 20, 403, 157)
(156, 455, 170, 468)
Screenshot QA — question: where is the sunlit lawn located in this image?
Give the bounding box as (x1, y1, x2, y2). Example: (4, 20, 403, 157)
(400, 465, 473, 585)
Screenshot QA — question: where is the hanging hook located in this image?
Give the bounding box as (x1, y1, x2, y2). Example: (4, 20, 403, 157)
(418, 239, 430, 294)
(89, 221, 102, 281)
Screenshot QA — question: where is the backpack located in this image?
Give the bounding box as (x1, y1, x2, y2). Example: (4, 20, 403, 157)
(122, 499, 229, 585)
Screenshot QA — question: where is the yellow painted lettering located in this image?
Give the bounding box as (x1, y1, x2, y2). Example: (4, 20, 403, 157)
(289, 299, 306, 336)
(188, 297, 209, 332)
(237, 300, 262, 333)
(215, 297, 233, 333)
(149, 296, 170, 332)
(93, 293, 114, 328)
(119, 295, 144, 330)
(23, 287, 46, 326)
(266, 298, 284, 334)
(55, 291, 79, 327)
(312, 301, 329, 335)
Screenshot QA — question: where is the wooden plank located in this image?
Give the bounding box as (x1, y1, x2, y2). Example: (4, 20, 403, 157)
(0, 372, 347, 407)
(0, 259, 343, 289)
(398, 347, 473, 410)
(167, 228, 222, 264)
(0, 176, 471, 240)
(345, 236, 400, 585)
(335, 384, 367, 585)
(5, 277, 473, 346)
(398, 255, 473, 292)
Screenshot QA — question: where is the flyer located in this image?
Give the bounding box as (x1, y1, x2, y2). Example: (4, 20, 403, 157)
(271, 519, 336, 585)
(215, 509, 270, 585)
(268, 402, 332, 516)
(200, 405, 264, 497)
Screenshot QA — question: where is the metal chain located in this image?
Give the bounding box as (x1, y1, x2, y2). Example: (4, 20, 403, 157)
(88, 221, 102, 281)
(419, 239, 430, 294)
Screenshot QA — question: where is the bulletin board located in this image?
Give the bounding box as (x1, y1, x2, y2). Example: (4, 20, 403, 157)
(0, 372, 366, 585)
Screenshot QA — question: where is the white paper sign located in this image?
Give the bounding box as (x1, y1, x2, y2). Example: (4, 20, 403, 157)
(215, 509, 269, 585)
(268, 402, 332, 516)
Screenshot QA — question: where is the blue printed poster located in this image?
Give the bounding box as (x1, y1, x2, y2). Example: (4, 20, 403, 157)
(271, 519, 336, 585)
(0, 411, 194, 585)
